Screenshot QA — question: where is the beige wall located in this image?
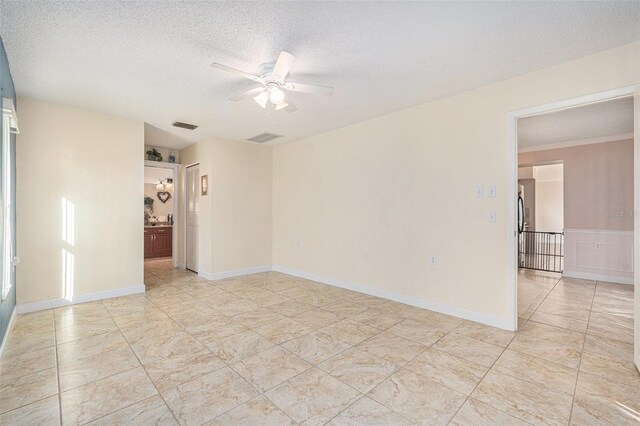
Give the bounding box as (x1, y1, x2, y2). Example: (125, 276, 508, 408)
(17, 98, 144, 305)
(144, 183, 174, 220)
(273, 42, 639, 326)
(533, 164, 564, 233)
(177, 137, 272, 274)
(535, 181, 564, 232)
(520, 139, 634, 231)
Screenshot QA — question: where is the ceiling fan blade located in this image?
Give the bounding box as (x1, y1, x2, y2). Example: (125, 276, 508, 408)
(272, 51, 296, 79)
(284, 82, 334, 96)
(229, 87, 265, 102)
(210, 63, 263, 83)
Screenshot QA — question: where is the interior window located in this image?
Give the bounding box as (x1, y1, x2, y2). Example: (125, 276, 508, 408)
(1, 108, 13, 300)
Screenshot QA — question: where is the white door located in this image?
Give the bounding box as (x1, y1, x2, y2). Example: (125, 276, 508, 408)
(186, 165, 199, 272)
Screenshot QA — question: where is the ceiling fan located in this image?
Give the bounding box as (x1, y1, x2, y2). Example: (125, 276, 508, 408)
(211, 51, 334, 113)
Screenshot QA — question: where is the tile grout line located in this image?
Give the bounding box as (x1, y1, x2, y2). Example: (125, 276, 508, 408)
(6, 267, 630, 424)
(444, 326, 520, 425)
(7, 282, 421, 422)
(323, 331, 448, 425)
(514, 275, 593, 420)
(144, 272, 300, 424)
(214, 299, 408, 424)
(221, 353, 302, 425)
(330, 320, 463, 424)
(40, 277, 284, 424)
(104, 299, 181, 424)
(523, 274, 562, 322)
(180, 271, 323, 424)
(53, 312, 62, 426)
(567, 279, 598, 425)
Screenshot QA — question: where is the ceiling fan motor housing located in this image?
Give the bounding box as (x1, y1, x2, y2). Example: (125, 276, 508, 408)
(259, 62, 284, 84)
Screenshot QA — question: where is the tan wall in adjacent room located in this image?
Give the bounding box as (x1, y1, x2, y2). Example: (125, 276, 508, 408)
(519, 139, 634, 232)
(535, 180, 564, 232)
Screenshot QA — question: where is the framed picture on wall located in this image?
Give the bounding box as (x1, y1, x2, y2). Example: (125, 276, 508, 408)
(201, 175, 209, 196)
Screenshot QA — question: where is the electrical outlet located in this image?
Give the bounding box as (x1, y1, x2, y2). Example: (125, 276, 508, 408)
(429, 255, 438, 266)
(295, 240, 301, 247)
(595, 243, 601, 250)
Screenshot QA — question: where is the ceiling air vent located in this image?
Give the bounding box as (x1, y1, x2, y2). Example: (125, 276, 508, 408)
(246, 132, 283, 144)
(172, 121, 198, 130)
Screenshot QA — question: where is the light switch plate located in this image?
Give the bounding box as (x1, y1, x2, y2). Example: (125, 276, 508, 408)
(475, 186, 484, 198)
(487, 185, 496, 197)
(488, 211, 496, 223)
(429, 255, 437, 265)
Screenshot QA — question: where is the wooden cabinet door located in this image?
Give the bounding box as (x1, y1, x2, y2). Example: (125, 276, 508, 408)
(154, 231, 172, 257)
(144, 232, 154, 258)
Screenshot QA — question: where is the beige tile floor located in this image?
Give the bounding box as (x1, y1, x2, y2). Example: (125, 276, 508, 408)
(0, 260, 637, 425)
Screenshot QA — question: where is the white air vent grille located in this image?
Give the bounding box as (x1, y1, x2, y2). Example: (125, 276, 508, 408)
(246, 132, 283, 143)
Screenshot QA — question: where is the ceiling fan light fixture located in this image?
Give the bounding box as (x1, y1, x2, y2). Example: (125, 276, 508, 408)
(269, 87, 286, 104)
(253, 91, 269, 108)
(211, 50, 334, 114)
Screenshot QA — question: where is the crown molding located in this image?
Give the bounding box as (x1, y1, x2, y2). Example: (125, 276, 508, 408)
(518, 132, 633, 153)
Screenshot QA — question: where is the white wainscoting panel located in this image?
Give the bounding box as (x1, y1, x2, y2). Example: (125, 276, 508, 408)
(564, 229, 634, 285)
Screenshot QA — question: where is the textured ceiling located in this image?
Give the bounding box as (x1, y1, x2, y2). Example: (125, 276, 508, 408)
(1, 1, 639, 149)
(519, 97, 634, 149)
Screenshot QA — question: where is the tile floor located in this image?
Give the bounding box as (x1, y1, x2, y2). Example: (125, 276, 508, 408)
(0, 260, 637, 425)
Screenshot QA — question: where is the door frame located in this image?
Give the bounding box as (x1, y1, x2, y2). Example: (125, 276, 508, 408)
(184, 163, 199, 273)
(506, 85, 639, 336)
(144, 161, 180, 269)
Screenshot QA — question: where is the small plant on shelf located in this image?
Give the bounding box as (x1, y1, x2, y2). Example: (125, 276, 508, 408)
(146, 148, 163, 162)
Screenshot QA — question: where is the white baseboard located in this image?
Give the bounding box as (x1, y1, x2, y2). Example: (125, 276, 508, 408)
(272, 265, 513, 331)
(0, 307, 16, 358)
(199, 265, 272, 281)
(563, 270, 634, 285)
(16, 284, 146, 314)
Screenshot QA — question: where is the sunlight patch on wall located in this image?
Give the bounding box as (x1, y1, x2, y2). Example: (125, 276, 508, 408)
(62, 197, 75, 301)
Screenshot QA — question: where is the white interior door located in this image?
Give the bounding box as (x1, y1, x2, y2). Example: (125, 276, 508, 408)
(186, 165, 199, 272)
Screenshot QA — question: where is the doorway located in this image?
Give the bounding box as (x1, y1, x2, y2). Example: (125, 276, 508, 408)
(144, 162, 179, 270)
(508, 86, 638, 372)
(185, 164, 199, 273)
(517, 162, 564, 273)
